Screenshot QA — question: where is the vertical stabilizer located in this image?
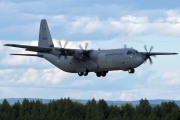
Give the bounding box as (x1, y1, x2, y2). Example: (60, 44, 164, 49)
(38, 19, 54, 47)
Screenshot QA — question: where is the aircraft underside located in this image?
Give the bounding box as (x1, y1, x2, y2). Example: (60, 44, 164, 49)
(43, 54, 136, 77)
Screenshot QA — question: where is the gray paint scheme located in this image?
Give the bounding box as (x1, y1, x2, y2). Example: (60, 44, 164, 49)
(4, 19, 178, 77)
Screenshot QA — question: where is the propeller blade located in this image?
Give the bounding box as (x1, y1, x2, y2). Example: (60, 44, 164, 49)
(124, 44, 127, 48)
(58, 40, 62, 48)
(64, 41, 68, 48)
(149, 46, 154, 52)
(148, 57, 153, 65)
(143, 45, 154, 65)
(85, 42, 88, 50)
(144, 45, 147, 52)
(79, 44, 83, 50)
(57, 40, 69, 60)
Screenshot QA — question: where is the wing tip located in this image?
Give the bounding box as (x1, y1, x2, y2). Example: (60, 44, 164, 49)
(3, 44, 9, 46)
(4, 44, 16, 46)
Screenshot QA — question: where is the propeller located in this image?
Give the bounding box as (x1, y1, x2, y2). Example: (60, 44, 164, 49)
(78, 42, 92, 60)
(144, 45, 154, 65)
(57, 40, 68, 62)
(79, 42, 88, 51)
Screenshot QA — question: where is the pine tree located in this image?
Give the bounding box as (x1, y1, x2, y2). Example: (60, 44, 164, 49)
(108, 105, 122, 120)
(72, 101, 85, 120)
(85, 98, 104, 120)
(0, 99, 11, 120)
(134, 98, 151, 120)
(98, 99, 110, 119)
(12, 101, 21, 120)
(62, 98, 74, 120)
(121, 103, 134, 120)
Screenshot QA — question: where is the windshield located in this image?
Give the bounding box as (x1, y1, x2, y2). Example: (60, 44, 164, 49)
(127, 50, 139, 55)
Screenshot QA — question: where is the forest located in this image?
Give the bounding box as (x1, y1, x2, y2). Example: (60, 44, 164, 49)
(0, 98, 180, 120)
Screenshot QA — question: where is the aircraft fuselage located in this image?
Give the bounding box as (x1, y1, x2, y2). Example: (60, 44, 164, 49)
(43, 48, 144, 74)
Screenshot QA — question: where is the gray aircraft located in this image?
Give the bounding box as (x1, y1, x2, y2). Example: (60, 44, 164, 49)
(4, 19, 178, 77)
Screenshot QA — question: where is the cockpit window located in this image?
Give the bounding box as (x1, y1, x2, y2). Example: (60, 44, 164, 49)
(127, 50, 132, 54)
(127, 50, 138, 55)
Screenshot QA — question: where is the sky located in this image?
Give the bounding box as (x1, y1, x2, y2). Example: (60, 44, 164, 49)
(0, 0, 180, 101)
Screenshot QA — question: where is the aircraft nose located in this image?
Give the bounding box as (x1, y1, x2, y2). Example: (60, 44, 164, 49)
(136, 56, 145, 65)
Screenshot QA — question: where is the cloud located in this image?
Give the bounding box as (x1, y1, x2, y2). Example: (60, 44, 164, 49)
(119, 90, 138, 100)
(17, 68, 66, 85)
(0, 68, 67, 86)
(1, 0, 180, 41)
(166, 9, 180, 23)
(161, 71, 180, 87)
(50, 13, 180, 39)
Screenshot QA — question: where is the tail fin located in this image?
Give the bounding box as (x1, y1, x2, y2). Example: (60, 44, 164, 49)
(38, 19, 54, 47)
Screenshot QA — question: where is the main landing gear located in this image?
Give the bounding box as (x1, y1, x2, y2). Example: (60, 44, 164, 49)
(78, 70, 108, 77)
(96, 71, 107, 77)
(78, 69, 89, 76)
(128, 68, 135, 74)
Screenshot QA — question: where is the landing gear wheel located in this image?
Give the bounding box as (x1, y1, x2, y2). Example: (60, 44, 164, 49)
(83, 69, 89, 76)
(131, 69, 135, 73)
(102, 72, 106, 77)
(96, 73, 101, 77)
(128, 68, 135, 74)
(78, 72, 83, 76)
(83, 71, 88, 76)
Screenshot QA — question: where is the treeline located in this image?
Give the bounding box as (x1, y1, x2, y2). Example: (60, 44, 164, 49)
(0, 98, 180, 120)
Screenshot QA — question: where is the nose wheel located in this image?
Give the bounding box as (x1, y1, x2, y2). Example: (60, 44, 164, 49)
(128, 68, 135, 74)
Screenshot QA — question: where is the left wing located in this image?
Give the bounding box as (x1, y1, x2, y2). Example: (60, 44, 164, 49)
(4, 43, 77, 56)
(10, 54, 43, 57)
(4, 44, 52, 52)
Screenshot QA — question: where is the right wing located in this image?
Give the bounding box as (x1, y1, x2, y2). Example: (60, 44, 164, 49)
(140, 52, 178, 56)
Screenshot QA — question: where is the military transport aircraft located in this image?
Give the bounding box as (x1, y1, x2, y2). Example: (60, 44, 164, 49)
(4, 19, 178, 77)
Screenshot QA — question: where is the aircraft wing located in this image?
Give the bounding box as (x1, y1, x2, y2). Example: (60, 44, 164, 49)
(4, 44, 78, 56)
(4, 44, 52, 52)
(141, 52, 178, 55)
(10, 54, 43, 57)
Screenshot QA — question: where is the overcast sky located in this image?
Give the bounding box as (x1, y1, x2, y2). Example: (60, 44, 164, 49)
(0, 0, 180, 101)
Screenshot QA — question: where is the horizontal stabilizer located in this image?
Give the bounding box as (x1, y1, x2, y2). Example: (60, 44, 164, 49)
(10, 54, 43, 57)
(4, 44, 52, 52)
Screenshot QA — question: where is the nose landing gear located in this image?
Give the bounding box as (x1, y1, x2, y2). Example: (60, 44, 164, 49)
(128, 68, 135, 74)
